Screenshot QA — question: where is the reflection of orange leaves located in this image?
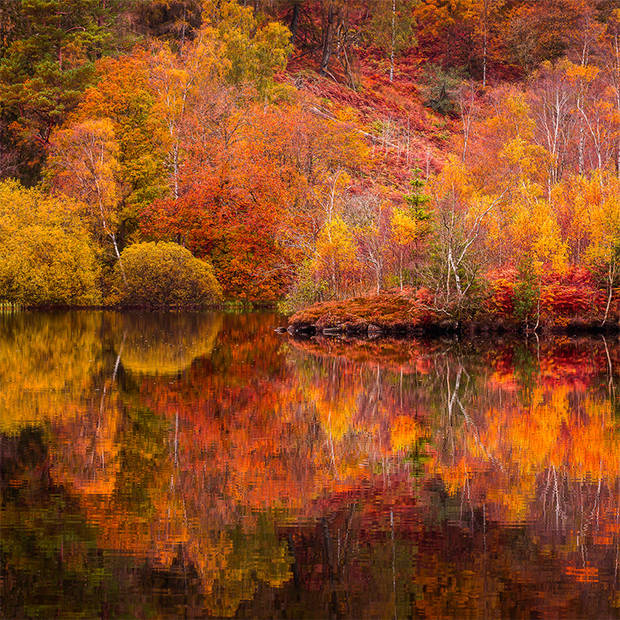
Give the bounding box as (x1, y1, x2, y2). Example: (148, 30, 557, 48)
(390, 415, 423, 452)
(565, 563, 599, 583)
(487, 370, 520, 392)
(51, 400, 123, 497)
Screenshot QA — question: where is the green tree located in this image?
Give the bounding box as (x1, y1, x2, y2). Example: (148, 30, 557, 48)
(0, 0, 123, 182)
(514, 256, 541, 331)
(202, 0, 293, 96)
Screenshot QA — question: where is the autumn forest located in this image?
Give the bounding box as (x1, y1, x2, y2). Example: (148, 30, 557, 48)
(0, 0, 618, 326)
(2, 3, 620, 616)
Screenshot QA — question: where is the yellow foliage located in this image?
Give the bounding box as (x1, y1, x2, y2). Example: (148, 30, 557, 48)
(113, 241, 223, 307)
(0, 180, 100, 306)
(0, 312, 105, 434)
(583, 174, 620, 270)
(391, 208, 420, 246)
(312, 217, 360, 288)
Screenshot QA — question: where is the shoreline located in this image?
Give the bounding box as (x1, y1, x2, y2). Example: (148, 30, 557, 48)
(285, 319, 620, 339)
(0, 302, 278, 312)
(285, 289, 620, 339)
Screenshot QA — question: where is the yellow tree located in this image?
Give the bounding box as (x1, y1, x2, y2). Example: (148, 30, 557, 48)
(148, 36, 224, 199)
(312, 216, 360, 298)
(0, 180, 100, 307)
(584, 173, 620, 325)
(48, 118, 126, 281)
(390, 207, 420, 290)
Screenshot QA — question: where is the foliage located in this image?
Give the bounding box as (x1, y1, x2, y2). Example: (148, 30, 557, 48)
(111, 312, 223, 375)
(112, 241, 222, 307)
(203, 0, 293, 96)
(0, 0, 619, 310)
(513, 258, 541, 327)
(422, 64, 464, 115)
(0, 0, 126, 181)
(0, 180, 99, 306)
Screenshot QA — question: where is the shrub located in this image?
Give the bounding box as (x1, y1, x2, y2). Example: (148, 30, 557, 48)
(113, 242, 222, 307)
(422, 64, 463, 115)
(0, 180, 100, 306)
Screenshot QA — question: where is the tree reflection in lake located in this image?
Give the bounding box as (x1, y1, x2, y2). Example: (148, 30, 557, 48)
(0, 312, 619, 617)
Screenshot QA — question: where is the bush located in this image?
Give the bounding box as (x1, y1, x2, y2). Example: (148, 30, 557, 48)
(113, 242, 222, 307)
(0, 180, 100, 306)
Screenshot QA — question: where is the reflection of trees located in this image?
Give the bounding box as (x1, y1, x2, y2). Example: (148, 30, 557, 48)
(422, 338, 620, 602)
(3, 311, 620, 618)
(288, 334, 620, 615)
(0, 312, 107, 434)
(112, 312, 223, 376)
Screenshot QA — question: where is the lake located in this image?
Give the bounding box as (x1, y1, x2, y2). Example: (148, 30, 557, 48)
(0, 311, 618, 618)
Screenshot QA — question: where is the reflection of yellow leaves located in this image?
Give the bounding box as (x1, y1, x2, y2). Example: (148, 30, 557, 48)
(0, 313, 105, 434)
(308, 385, 356, 441)
(115, 313, 223, 376)
(433, 374, 620, 526)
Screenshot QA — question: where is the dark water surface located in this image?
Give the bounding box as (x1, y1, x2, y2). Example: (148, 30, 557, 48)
(1, 311, 619, 618)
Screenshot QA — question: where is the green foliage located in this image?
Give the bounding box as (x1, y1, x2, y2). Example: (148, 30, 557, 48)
(0, 180, 100, 306)
(0, 0, 125, 181)
(281, 261, 330, 313)
(514, 258, 540, 325)
(422, 64, 464, 115)
(404, 168, 432, 220)
(204, 0, 293, 96)
(113, 241, 222, 307)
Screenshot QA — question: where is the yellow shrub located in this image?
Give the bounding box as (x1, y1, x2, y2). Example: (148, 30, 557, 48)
(114, 241, 222, 307)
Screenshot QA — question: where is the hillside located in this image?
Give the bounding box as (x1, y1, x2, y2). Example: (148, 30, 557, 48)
(0, 0, 617, 318)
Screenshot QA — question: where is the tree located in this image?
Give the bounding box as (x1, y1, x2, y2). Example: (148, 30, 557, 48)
(72, 52, 169, 214)
(202, 0, 292, 94)
(584, 173, 620, 325)
(312, 216, 360, 297)
(0, 0, 124, 181)
(426, 156, 506, 319)
(0, 180, 99, 306)
(368, 0, 416, 82)
(132, 0, 203, 43)
(390, 170, 432, 289)
(350, 194, 390, 294)
(47, 118, 127, 280)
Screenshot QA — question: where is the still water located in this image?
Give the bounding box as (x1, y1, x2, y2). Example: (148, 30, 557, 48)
(0, 311, 618, 618)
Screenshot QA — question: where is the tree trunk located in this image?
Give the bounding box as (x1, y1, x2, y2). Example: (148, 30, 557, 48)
(290, 3, 300, 46)
(320, 4, 337, 75)
(110, 232, 127, 285)
(602, 260, 615, 327)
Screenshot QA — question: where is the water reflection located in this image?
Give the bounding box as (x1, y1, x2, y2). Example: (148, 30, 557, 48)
(112, 312, 223, 376)
(0, 312, 619, 617)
